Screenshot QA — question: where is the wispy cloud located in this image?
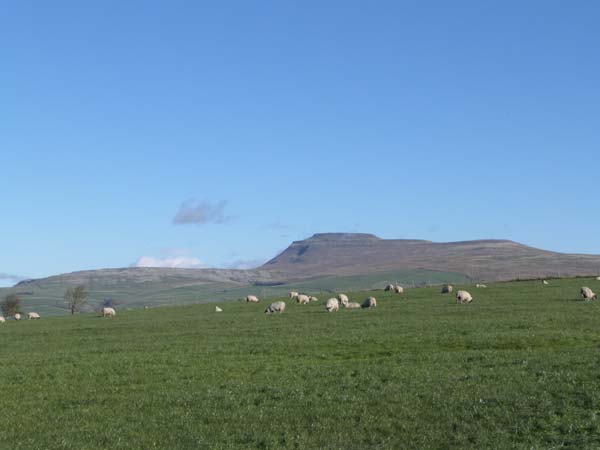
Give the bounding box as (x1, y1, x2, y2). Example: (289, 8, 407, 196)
(172, 199, 232, 225)
(0, 272, 28, 287)
(132, 256, 208, 269)
(221, 258, 267, 270)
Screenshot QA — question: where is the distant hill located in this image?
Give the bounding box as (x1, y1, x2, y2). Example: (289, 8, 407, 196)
(263, 233, 600, 280)
(3, 233, 600, 315)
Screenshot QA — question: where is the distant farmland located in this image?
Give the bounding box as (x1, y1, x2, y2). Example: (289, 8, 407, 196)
(1, 269, 470, 316)
(1, 277, 600, 449)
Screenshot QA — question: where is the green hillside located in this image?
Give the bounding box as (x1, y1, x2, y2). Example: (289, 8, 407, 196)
(1, 277, 600, 449)
(1, 269, 470, 316)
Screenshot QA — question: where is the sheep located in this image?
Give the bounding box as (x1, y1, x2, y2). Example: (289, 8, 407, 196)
(362, 297, 377, 309)
(14, 313, 21, 321)
(102, 307, 116, 317)
(27, 312, 40, 320)
(246, 295, 260, 303)
(296, 294, 310, 304)
(344, 301, 361, 309)
(580, 287, 597, 301)
(542, 280, 549, 285)
(394, 285, 404, 294)
(265, 301, 286, 314)
(215, 306, 223, 312)
(597, 276, 600, 281)
(289, 291, 299, 299)
(441, 285, 453, 294)
(384, 284, 395, 292)
(325, 298, 339, 312)
(456, 290, 473, 304)
(337, 294, 349, 305)
(309, 296, 319, 303)
(475, 284, 487, 288)
(0, 316, 5, 323)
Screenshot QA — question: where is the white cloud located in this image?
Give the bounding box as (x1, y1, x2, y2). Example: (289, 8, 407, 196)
(132, 256, 208, 269)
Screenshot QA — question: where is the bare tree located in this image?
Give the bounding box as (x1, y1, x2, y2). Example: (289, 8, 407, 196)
(65, 286, 88, 315)
(1, 293, 22, 317)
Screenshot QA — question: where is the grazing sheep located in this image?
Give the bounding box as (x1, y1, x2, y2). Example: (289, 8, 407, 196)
(542, 280, 549, 285)
(309, 296, 319, 302)
(362, 297, 377, 309)
(597, 277, 600, 281)
(14, 313, 21, 321)
(296, 294, 310, 304)
(215, 306, 223, 312)
(0, 316, 5, 323)
(325, 298, 340, 312)
(581, 287, 597, 301)
(441, 285, 453, 294)
(337, 294, 349, 305)
(102, 307, 116, 317)
(394, 285, 404, 294)
(344, 301, 361, 309)
(475, 284, 487, 288)
(27, 312, 40, 320)
(289, 291, 299, 299)
(456, 290, 473, 304)
(265, 301, 286, 314)
(246, 295, 260, 303)
(384, 284, 395, 292)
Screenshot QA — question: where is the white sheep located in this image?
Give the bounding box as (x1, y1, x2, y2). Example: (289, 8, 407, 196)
(296, 294, 310, 304)
(325, 298, 339, 312)
(542, 280, 549, 285)
(441, 285, 453, 294)
(384, 284, 395, 292)
(265, 301, 286, 314)
(27, 312, 40, 320)
(102, 307, 116, 317)
(14, 313, 21, 321)
(597, 276, 600, 281)
(0, 316, 5, 323)
(362, 297, 377, 308)
(581, 287, 597, 301)
(289, 291, 299, 299)
(337, 294, 349, 305)
(475, 284, 487, 288)
(344, 301, 361, 309)
(394, 285, 404, 294)
(309, 296, 319, 302)
(246, 295, 260, 303)
(456, 290, 473, 304)
(215, 306, 223, 312)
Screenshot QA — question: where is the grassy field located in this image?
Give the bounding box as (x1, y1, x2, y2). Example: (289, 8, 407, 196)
(1, 269, 470, 316)
(1, 277, 600, 449)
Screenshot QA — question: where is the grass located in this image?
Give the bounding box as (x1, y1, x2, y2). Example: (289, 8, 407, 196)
(1, 277, 600, 449)
(1, 269, 470, 316)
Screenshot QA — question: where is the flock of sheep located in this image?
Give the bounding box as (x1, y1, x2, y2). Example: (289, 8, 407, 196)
(0, 307, 116, 324)
(3, 279, 600, 322)
(245, 290, 380, 315)
(237, 279, 600, 315)
(0, 311, 40, 323)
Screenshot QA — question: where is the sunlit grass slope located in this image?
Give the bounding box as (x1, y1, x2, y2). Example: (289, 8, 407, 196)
(1, 277, 599, 449)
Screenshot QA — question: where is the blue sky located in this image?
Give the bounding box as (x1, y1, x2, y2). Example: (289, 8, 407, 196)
(1, 1, 599, 284)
